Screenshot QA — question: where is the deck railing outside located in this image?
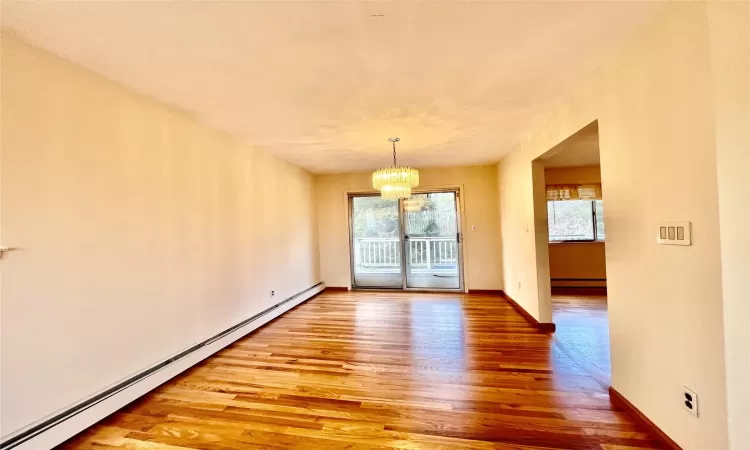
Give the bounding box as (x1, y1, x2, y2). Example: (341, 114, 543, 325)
(354, 237, 458, 272)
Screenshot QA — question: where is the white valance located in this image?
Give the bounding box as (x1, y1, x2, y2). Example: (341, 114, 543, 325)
(546, 184, 602, 201)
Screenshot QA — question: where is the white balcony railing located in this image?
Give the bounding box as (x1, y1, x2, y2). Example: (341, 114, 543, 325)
(354, 237, 458, 272)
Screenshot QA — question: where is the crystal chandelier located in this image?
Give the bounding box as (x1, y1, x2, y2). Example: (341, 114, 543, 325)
(372, 137, 419, 199)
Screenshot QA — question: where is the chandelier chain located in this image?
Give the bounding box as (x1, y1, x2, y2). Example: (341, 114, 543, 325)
(393, 141, 397, 167)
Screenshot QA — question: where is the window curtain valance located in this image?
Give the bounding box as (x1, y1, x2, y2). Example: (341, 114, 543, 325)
(546, 184, 602, 201)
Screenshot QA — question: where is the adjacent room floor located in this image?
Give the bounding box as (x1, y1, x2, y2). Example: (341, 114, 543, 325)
(62, 290, 658, 449)
(552, 292, 611, 389)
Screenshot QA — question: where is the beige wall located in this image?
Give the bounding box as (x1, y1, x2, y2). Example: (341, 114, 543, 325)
(548, 243, 606, 287)
(498, 4, 731, 448)
(0, 36, 320, 436)
(315, 165, 503, 290)
(708, 3, 750, 449)
(545, 165, 606, 287)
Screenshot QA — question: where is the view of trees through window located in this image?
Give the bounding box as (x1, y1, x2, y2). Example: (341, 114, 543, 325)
(352, 194, 456, 238)
(404, 193, 457, 237)
(547, 200, 605, 242)
(352, 197, 400, 239)
(351, 194, 459, 271)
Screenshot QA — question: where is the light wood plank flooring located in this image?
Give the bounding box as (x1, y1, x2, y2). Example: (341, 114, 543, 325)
(552, 294, 611, 389)
(60, 290, 660, 449)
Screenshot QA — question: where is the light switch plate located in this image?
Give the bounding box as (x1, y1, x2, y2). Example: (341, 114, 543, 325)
(657, 221, 691, 246)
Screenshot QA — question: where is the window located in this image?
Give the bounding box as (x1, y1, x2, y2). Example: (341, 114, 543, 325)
(547, 199, 605, 242)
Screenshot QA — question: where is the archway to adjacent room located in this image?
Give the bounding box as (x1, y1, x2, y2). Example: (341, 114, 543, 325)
(533, 120, 611, 387)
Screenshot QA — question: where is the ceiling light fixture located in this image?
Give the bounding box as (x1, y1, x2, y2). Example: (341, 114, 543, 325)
(372, 138, 419, 200)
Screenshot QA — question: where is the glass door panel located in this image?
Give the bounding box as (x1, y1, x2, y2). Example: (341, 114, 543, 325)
(350, 196, 403, 288)
(403, 192, 461, 289)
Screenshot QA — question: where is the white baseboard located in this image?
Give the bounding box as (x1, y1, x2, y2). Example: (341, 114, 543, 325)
(2, 282, 325, 450)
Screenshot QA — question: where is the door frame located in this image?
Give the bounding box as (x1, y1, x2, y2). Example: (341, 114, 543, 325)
(347, 187, 465, 292)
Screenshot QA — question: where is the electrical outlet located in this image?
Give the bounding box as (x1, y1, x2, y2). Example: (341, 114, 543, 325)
(270, 290, 275, 298)
(518, 281, 522, 290)
(682, 386, 698, 417)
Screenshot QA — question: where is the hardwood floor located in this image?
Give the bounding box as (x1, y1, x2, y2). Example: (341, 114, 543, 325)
(61, 291, 661, 449)
(552, 294, 611, 389)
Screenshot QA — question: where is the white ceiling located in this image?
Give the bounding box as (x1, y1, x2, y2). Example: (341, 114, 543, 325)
(1, 2, 657, 173)
(540, 121, 601, 168)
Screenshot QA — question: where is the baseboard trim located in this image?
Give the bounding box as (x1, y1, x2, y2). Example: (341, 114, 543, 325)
(1, 282, 325, 450)
(609, 387, 681, 450)
(467, 289, 505, 295)
(537, 322, 557, 333)
(502, 291, 556, 333)
(471, 290, 556, 333)
(324, 286, 349, 292)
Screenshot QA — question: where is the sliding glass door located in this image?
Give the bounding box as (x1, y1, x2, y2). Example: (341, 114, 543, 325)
(349, 196, 404, 288)
(403, 192, 461, 289)
(349, 190, 463, 291)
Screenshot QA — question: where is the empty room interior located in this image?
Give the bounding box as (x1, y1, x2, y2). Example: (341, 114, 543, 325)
(0, 2, 747, 450)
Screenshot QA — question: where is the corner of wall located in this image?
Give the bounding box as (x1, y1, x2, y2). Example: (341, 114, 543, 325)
(531, 161, 552, 323)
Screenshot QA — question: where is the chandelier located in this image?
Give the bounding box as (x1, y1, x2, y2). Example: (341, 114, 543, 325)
(372, 137, 419, 199)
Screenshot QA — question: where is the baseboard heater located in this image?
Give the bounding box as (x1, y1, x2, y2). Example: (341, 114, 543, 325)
(1, 282, 325, 450)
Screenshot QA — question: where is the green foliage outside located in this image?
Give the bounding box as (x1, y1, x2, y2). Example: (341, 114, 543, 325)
(352, 193, 457, 238)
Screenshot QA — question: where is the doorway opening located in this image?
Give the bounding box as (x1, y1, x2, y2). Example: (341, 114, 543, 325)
(348, 189, 464, 291)
(535, 121, 611, 386)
